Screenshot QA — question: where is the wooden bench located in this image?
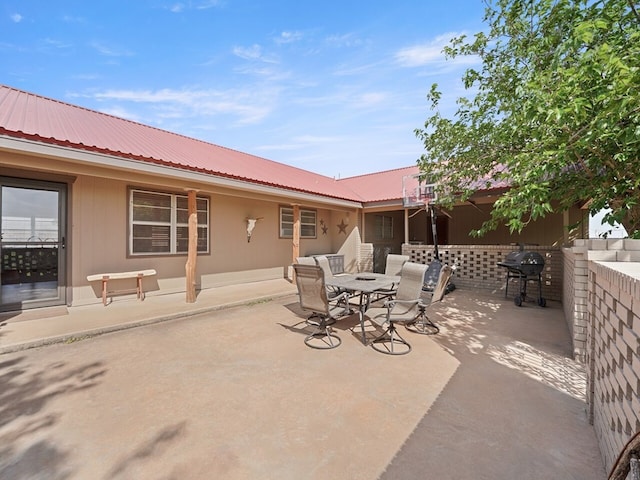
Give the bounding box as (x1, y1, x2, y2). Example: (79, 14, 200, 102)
(87, 269, 157, 306)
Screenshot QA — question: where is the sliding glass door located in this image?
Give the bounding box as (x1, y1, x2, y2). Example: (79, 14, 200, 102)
(0, 178, 67, 311)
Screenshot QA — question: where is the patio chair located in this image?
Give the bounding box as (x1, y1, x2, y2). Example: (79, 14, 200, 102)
(405, 264, 454, 335)
(315, 255, 348, 297)
(297, 256, 353, 316)
(314, 255, 335, 278)
(293, 263, 351, 350)
(366, 262, 428, 355)
(373, 254, 410, 303)
(384, 254, 410, 276)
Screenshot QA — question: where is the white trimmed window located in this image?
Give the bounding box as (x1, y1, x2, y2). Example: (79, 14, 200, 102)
(129, 189, 209, 255)
(375, 215, 393, 240)
(280, 206, 316, 238)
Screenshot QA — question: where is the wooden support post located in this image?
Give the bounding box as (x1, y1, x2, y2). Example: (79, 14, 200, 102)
(292, 204, 300, 263)
(185, 189, 198, 303)
(101, 276, 108, 306)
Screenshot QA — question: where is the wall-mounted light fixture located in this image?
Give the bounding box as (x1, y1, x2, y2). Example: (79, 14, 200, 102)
(246, 217, 264, 243)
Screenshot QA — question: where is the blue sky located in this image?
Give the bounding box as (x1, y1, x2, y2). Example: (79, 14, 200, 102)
(1, 0, 487, 179)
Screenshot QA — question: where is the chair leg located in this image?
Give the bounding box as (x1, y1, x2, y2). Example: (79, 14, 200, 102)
(371, 322, 411, 355)
(304, 317, 342, 350)
(405, 307, 439, 335)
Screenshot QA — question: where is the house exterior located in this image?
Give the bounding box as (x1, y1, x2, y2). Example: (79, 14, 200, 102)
(0, 85, 586, 312)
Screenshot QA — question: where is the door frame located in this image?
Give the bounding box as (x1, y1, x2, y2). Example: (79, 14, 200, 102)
(0, 176, 68, 312)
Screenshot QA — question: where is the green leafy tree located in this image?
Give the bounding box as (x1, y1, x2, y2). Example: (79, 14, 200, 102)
(415, 0, 640, 238)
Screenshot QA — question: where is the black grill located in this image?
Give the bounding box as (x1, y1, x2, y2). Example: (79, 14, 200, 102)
(497, 250, 546, 307)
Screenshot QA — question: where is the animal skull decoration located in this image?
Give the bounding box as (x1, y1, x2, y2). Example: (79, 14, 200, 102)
(246, 217, 263, 243)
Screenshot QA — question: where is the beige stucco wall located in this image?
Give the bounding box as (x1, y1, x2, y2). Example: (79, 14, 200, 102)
(367, 201, 585, 250)
(447, 203, 585, 246)
(1, 151, 362, 307)
(72, 177, 362, 304)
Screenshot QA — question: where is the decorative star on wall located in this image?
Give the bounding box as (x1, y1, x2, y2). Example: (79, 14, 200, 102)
(337, 219, 348, 234)
(321, 224, 328, 235)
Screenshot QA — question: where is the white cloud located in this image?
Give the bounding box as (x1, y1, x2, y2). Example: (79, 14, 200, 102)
(332, 61, 381, 77)
(396, 45, 444, 67)
(325, 33, 364, 48)
(232, 44, 279, 64)
(85, 86, 277, 125)
(395, 32, 464, 67)
(71, 73, 101, 80)
(294, 134, 345, 144)
(44, 38, 72, 49)
(62, 15, 85, 23)
(275, 31, 303, 45)
(10, 13, 22, 23)
(356, 92, 387, 106)
(255, 134, 347, 154)
(168, 1, 221, 12)
(233, 44, 263, 60)
(195, 0, 222, 9)
(98, 105, 141, 122)
(90, 41, 134, 57)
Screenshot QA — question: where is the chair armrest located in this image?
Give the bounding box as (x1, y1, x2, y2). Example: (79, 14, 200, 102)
(382, 298, 421, 315)
(383, 298, 421, 308)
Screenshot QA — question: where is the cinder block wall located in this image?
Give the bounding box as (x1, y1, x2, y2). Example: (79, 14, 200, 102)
(564, 239, 640, 363)
(563, 246, 589, 362)
(587, 260, 640, 473)
(402, 244, 562, 302)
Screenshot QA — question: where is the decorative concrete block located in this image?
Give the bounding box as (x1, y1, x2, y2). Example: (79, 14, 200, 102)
(588, 251, 618, 261)
(623, 239, 640, 251)
(616, 251, 640, 262)
(591, 239, 609, 250)
(617, 289, 633, 313)
(607, 239, 625, 250)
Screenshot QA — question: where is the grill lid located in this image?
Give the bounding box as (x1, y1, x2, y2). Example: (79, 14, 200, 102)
(502, 251, 545, 266)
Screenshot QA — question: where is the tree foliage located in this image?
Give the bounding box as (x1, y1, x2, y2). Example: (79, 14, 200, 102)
(415, 0, 640, 237)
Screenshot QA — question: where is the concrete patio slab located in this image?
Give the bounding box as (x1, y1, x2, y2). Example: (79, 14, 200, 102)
(0, 284, 606, 479)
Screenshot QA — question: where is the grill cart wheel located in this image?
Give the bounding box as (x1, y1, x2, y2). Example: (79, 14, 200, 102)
(514, 295, 523, 307)
(538, 297, 546, 307)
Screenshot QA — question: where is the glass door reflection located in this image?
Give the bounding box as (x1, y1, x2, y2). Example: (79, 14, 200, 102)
(1, 181, 66, 311)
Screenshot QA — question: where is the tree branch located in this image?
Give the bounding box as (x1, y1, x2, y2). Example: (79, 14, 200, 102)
(627, 0, 640, 23)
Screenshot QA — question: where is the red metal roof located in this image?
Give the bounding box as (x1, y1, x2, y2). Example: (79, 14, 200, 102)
(339, 165, 510, 203)
(0, 85, 368, 202)
(0, 85, 506, 205)
(338, 166, 421, 203)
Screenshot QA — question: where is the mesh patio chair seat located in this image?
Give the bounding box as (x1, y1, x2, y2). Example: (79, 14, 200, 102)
(384, 254, 410, 276)
(365, 262, 429, 355)
(405, 264, 454, 335)
(315, 255, 349, 297)
(295, 256, 353, 317)
(293, 263, 351, 350)
(373, 254, 410, 303)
